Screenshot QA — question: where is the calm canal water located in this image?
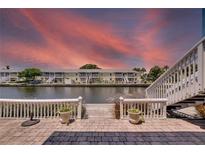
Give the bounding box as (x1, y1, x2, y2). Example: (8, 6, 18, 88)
(0, 87, 146, 103)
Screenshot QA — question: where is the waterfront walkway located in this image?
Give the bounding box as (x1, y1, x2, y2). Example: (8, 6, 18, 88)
(0, 118, 205, 145)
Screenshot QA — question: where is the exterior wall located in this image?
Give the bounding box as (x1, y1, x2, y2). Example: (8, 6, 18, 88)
(0, 70, 142, 84)
(0, 72, 18, 83)
(9, 72, 19, 82)
(99, 72, 113, 83)
(198, 40, 205, 91)
(203, 41, 205, 90)
(64, 73, 78, 84)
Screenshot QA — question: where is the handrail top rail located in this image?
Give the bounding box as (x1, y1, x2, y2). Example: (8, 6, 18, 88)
(0, 97, 81, 103)
(120, 97, 167, 103)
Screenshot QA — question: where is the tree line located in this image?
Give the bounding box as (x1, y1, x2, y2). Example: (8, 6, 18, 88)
(133, 65, 169, 83)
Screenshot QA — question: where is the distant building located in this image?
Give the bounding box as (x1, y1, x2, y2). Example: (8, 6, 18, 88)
(0, 69, 143, 84)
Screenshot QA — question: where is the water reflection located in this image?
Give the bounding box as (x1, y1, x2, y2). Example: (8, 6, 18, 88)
(18, 87, 37, 95)
(0, 87, 146, 103)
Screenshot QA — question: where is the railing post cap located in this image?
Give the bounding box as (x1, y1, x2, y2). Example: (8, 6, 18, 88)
(78, 96, 82, 100)
(119, 97, 124, 100)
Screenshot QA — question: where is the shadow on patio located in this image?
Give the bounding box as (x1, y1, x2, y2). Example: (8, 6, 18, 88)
(182, 119, 205, 129)
(43, 131, 205, 145)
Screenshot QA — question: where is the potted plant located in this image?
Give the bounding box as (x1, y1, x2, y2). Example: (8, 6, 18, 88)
(58, 106, 72, 124)
(127, 108, 143, 124)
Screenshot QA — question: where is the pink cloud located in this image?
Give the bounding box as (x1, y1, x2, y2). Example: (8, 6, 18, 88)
(1, 9, 180, 70)
(133, 9, 173, 69)
(3, 9, 129, 69)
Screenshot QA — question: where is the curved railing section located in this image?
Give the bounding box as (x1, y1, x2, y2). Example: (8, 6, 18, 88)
(146, 37, 205, 105)
(0, 97, 83, 119)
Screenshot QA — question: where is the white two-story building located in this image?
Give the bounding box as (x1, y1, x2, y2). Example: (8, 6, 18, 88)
(0, 68, 142, 84)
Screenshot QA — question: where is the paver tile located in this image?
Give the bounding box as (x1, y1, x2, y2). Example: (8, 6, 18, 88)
(1, 118, 205, 145)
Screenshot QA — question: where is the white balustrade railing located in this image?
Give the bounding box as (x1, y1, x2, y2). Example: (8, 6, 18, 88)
(0, 96, 83, 119)
(146, 37, 205, 105)
(119, 97, 167, 119)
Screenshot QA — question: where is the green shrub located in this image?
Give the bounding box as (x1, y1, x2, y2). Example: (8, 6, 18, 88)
(128, 108, 141, 113)
(59, 106, 72, 113)
(195, 104, 205, 118)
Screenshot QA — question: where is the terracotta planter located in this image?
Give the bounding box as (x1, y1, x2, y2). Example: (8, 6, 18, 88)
(128, 111, 142, 124)
(59, 112, 71, 124)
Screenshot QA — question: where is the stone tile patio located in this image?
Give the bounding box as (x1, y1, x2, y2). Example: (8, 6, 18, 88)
(0, 118, 205, 145)
(43, 131, 205, 145)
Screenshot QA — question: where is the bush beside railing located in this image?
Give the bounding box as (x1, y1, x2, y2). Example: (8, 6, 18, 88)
(0, 97, 82, 119)
(195, 104, 205, 118)
(119, 97, 167, 119)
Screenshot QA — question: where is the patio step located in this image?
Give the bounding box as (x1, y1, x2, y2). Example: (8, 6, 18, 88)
(85, 104, 115, 119)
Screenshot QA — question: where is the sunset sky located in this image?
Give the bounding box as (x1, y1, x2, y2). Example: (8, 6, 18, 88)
(0, 9, 203, 70)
